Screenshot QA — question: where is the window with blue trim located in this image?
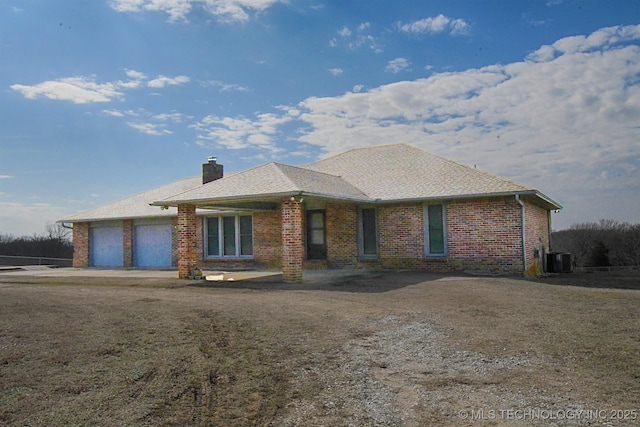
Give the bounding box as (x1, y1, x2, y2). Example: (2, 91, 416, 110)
(424, 204, 446, 256)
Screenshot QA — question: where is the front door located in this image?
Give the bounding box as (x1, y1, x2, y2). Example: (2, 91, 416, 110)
(306, 210, 327, 260)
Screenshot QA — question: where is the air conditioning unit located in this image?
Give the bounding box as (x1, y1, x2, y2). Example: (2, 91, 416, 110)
(546, 253, 574, 273)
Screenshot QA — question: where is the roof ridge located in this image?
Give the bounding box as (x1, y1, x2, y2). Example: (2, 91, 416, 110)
(270, 162, 300, 189)
(307, 142, 412, 166)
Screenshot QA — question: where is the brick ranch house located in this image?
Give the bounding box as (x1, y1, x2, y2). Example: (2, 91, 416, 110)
(60, 144, 562, 282)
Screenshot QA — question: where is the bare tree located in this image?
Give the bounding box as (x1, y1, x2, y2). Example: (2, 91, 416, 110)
(551, 220, 640, 267)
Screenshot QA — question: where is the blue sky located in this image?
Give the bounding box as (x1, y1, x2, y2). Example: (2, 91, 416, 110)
(1, 0, 639, 236)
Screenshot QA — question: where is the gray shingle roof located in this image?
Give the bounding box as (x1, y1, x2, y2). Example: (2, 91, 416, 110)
(62, 143, 560, 222)
(304, 143, 534, 201)
(155, 162, 371, 205)
(60, 177, 201, 222)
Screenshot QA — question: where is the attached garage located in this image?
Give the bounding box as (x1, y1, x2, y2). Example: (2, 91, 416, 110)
(133, 221, 173, 268)
(90, 222, 124, 267)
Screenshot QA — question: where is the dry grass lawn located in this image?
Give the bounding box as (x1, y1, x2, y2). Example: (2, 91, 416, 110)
(0, 271, 638, 426)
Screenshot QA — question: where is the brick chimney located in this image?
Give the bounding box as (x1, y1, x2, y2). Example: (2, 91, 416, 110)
(202, 156, 223, 184)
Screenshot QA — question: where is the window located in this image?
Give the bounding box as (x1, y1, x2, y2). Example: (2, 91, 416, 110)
(359, 207, 378, 258)
(424, 204, 446, 256)
(206, 215, 253, 257)
(206, 217, 220, 256)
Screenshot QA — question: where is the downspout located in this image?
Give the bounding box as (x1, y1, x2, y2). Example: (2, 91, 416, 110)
(515, 194, 527, 273)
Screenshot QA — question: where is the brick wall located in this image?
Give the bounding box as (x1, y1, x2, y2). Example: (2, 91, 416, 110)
(326, 203, 358, 268)
(177, 205, 200, 278)
(524, 202, 551, 275)
(253, 209, 282, 268)
(312, 198, 531, 274)
(447, 197, 523, 274)
(72, 222, 90, 268)
(281, 198, 304, 282)
(74, 196, 548, 277)
(378, 203, 425, 269)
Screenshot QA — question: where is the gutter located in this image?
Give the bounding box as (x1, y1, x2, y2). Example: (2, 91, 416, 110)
(515, 194, 527, 273)
(151, 191, 373, 208)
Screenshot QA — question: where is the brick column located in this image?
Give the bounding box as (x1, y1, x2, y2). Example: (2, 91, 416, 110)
(72, 222, 90, 268)
(281, 198, 304, 282)
(123, 219, 133, 268)
(177, 204, 201, 279)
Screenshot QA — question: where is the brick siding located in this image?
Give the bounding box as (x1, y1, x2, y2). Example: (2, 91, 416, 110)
(75, 196, 550, 278)
(177, 204, 200, 278)
(377, 203, 426, 269)
(72, 222, 90, 268)
(326, 203, 358, 268)
(447, 197, 524, 274)
(253, 210, 282, 268)
(524, 202, 551, 275)
(295, 197, 537, 274)
(281, 198, 304, 282)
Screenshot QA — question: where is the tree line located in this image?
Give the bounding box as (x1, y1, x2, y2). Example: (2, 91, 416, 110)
(551, 220, 640, 268)
(0, 223, 73, 259)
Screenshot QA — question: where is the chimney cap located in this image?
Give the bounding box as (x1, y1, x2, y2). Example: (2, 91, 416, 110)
(207, 156, 217, 163)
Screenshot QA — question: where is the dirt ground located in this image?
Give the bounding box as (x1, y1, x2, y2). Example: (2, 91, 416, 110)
(1, 270, 639, 426)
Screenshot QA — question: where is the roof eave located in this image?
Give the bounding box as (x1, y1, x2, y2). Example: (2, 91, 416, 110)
(58, 212, 176, 223)
(374, 190, 562, 210)
(152, 190, 373, 208)
(151, 191, 301, 207)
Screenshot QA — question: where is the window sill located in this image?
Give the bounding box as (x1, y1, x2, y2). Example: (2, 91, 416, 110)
(204, 256, 254, 260)
(425, 254, 448, 260)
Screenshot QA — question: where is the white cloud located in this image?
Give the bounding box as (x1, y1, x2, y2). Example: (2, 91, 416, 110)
(201, 25, 640, 228)
(10, 76, 123, 104)
(11, 70, 188, 104)
(200, 80, 250, 92)
(331, 22, 382, 53)
(527, 24, 640, 61)
(102, 109, 126, 117)
(153, 112, 192, 122)
(109, 0, 283, 23)
(125, 69, 147, 80)
(329, 68, 343, 76)
(102, 108, 190, 135)
(0, 175, 14, 179)
(127, 122, 172, 136)
(117, 70, 147, 89)
(147, 75, 190, 88)
(337, 26, 351, 37)
(397, 14, 470, 36)
(353, 85, 365, 93)
(191, 112, 292, 151)
(385, 57, 411, 73)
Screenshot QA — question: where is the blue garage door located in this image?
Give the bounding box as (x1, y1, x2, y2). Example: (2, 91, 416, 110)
(90, 224, 123, 267)
(134, 222, 172, 268)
